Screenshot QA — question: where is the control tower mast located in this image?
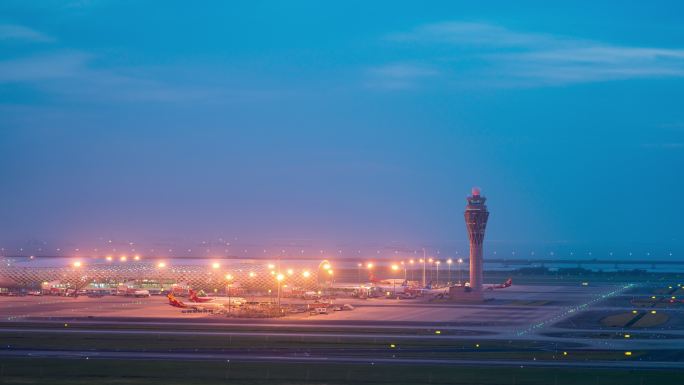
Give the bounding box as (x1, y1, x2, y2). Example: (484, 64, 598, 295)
(464, 187, 489, 291)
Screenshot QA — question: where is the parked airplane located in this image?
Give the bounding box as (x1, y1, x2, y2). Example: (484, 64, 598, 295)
(167, 293, 226, 311)
(188, 290, 246, 306)
(487, 278, 512, 290)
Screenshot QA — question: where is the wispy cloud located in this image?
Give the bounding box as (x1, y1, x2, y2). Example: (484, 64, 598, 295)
(0, 24, 54, 43)
(366, 63, 438, 90)
(0, 51, 272, 104)
(378, 21, 684, 87)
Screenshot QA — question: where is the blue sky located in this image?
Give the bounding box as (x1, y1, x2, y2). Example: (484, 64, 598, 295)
(1, 1, 683, 255)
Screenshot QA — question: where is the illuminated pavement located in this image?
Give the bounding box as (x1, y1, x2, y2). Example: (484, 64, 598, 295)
(1, 283, 683, 368)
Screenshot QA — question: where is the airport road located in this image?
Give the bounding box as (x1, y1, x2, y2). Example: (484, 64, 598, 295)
(1, 348, 683, 370)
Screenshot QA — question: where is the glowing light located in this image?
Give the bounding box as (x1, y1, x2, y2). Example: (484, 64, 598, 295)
(249, 272, 256, 278)
(391, 264, 399, 271)
(409, 259, 414, 264)
(73, 261, 82, 268)
(120, 256, 127, 262)
(435, 330, 441, 334)
(563, 351, 568, 356)
(212, 262, 220, 269)
(157, 262, 166, 268)
(287, 268, 294, 275)
(366, 262, 374, 269)
(323, 263, 331, 270)
(267, 264, 275, 270)
(133, 255, 140, 261)
(302, 271, 311, 278)
(457, 258, 463, 264)
(225, 274, 233, 280)
(105, 256, 113, 262)
(447, 259, 453, 264)
(651, 310, 657, 314)
(624, 334, 631, 338)
(625, 351, 632, 356)
(328, 269, 334, 275)
(276, 273, 285, 282)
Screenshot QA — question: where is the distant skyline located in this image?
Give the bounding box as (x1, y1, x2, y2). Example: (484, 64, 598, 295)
(1, 1, 683, 253)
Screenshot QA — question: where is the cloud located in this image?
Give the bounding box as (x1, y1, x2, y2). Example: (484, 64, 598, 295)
(0, 52, 261, 103)
(366, 63, 438, 90)
(380, 22, 684, 87)
(0, 24, 54, 43)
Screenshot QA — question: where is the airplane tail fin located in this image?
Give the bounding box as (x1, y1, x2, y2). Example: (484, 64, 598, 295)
(167, 293, 186, 308)
(188, 289, 197, 301)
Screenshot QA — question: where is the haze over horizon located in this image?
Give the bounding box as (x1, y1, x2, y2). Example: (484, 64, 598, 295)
(1, 1, 683, 256)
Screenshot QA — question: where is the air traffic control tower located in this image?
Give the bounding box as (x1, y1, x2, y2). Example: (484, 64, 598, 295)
(464, 187, 489, 291)
(450, 187, 489, 301)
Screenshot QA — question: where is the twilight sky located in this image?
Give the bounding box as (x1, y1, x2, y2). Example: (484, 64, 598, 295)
(1, 1, 683, 254)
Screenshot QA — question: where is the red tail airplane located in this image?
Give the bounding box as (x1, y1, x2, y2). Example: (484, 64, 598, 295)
(188, 289, 213, 303)
(167, 293, 226, 311)
(487, 278, 512, 290)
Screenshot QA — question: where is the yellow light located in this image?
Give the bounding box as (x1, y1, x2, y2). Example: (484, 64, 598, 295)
(390, 344, 396, 348)
(409, 259, 414, 264)
(287, 268, 294, 275)
(133, 255, 140, 261)
(428, 258, 433, 263)
(73, 261, 82, 268)
(120, 256, 127, 262)
(624, 334, 630, 338)
(267, 264, 275, 270)
(475, 344, 480, 348)
(391, 264, 399, 271)
(651, 296, 656, 299)
(435, 330, 441, 334)
(249, 272, 256, 278)
(323, 263, 331, 270)
(447, 259, 452, 264)
(276, 273, 285, 282)
(563, 351, 568, 356)
(651, 310, 657, 314)
(270, 271, 275, 275)
(105, 256, 113, 262)
(632, 310, 638, 314)
(212, 262, 220, 269)
(367, 262, 374, 269)
(302, 271, 311, 278)
(625, 351, 632, 356)
(225, 274, 233, 281)
(157, 262, 166, 268)
(328, 269, 334, 275)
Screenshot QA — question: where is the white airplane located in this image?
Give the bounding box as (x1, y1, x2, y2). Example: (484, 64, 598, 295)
(167, 293, 226, 312)
(188, 290, 245, 306)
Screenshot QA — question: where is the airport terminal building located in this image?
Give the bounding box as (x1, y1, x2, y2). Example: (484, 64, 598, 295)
(0, 256, 326, 294)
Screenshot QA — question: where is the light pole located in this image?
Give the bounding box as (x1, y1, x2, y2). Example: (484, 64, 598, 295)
(435, 261, 440, 287)
(447, 259, 452, 285)
(421, 248, 427, 288)
(391, 264, 399, 297)
(157, 261, 166, 294)
(428, 258, 434, 285)
(357, 263, 362, 285)
(225, 273, 233, 314)
(409, 259, 415, 282)
(366, 262, 374, 283)
(276, 273, 284, 307)
(457, 258, 463, 285)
